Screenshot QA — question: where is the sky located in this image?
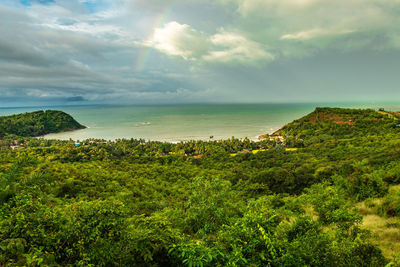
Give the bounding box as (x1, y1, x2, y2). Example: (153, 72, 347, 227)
(1, 0, 400, 106)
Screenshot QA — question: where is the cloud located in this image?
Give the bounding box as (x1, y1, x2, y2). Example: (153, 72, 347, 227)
(143, 0, 400, 64)
(2, 0, 400, 105)
(0, 1, 208, 105)
(210, 0, 400, 58)
(145, 22, 274, 64)
(280, 28, 354, 41)
(66, 96, 87, 102)
(129, 0, 175, 12)
(204, 31, 274, 63)
(144, 21, 210, 60)
(236, 0, 322, 15)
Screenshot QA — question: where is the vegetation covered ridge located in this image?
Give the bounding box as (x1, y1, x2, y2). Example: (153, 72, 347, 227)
(1, 107, 400, 266)
(274, 107, 400, 138)
(0, 110, 86, 137)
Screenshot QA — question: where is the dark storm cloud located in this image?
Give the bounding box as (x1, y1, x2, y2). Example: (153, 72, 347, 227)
(1, 0, 400, 106)
(0, 0, 207, 105)
(66, 96, 86, 102)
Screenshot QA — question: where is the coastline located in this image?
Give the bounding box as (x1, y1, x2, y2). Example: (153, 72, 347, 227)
(36, 125, 87, 138)
(42, 131, 263, 143)
(41, 121, 282, 143)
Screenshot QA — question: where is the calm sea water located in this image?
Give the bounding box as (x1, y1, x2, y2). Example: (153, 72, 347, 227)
(0, 103, 398, 142)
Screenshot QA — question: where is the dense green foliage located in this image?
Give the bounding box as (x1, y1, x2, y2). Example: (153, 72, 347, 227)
(0, 110, 85, 137)
(1, 107, 400, 266)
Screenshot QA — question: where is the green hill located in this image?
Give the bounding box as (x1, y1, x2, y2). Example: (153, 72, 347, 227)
(0, 110, 85, 137)
(276, 107, 399, 137)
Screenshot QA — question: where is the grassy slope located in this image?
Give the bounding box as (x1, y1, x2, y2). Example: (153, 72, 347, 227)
(356, 185, 400, 261)
(279, 107, 400, 261)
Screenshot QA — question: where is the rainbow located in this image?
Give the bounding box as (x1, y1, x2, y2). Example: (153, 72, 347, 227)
(134, 6, 173, 72)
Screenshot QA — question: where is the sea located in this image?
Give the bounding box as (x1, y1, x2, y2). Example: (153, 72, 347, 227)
(0, 103, 399, 142)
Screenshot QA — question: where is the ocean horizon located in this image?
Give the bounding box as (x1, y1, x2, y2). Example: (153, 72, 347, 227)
(1, 102, 400, 142)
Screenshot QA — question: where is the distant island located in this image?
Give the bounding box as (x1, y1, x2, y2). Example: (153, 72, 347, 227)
(1, 107, 400, 266)
(0, 110, 85, 138)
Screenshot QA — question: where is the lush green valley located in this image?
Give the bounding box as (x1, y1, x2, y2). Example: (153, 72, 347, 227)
(0, 110, 85, 138)
(1, 107, 400, 266)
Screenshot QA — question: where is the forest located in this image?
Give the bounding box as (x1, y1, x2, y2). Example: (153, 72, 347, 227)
(1, 107, 400, 266)
(0, 110, 85, 138)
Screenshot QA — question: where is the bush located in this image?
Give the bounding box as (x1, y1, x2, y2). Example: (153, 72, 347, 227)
(379, 190, 400, 217)
(184, 176, 242, 234)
